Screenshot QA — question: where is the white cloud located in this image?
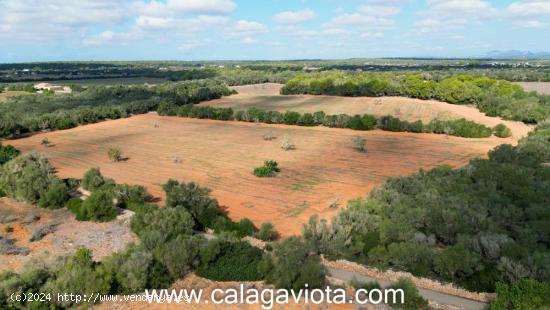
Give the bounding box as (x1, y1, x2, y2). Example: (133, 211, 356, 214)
(166, 0, 236, 15)
(240, 37, 257, 45)
(505, 1, 550, 17)
(0, 0, 130, 41)
(503, 1, 550, 28)
(422, 0, 496, 18)
(328, 13, 394, 28)
(359, 5, 401, 16)
(273, 9, 316, 24)
(361, 32, 385, 38)
(225, 20, 268, 37)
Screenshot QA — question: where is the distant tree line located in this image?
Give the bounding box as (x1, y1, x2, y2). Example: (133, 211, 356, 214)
(0, 80, 233, 139)
(281, 72, 550, 124)
(301, 133, 550, 294)
(158, 104, 506, 139)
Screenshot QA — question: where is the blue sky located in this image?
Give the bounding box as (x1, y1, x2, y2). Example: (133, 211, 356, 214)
(0, 0, 549, 62)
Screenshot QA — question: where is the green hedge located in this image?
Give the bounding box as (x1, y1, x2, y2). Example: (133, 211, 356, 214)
(158, 104, 496, 138)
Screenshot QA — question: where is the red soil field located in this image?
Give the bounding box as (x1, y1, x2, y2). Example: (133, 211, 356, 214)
(6, 113, 518, 235)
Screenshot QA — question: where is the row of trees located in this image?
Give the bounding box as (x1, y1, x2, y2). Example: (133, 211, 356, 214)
(301, 133, 550, 294)
(158, 103, 504, 139)
(281, 72, 550, 124)
(0, 80, 233, 138)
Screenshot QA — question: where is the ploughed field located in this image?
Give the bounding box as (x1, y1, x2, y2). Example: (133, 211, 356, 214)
(201, 83, 531, 140)
(7, 113, 518, 235)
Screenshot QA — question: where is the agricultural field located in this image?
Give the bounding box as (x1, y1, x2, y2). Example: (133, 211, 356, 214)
(6, 113, 524, 235)
(515, 81, 550, 94)
(201, 84, 531, 139)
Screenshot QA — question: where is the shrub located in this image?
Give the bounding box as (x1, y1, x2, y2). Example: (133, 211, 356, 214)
(38, 179, 69, 209)
(283, 111, 300, 125)
(130, 205, 195, 249)
(0, 153, 57, 204)
(490, 279, 550, 310)
(66, 198, 83, 214)
(281, 136, 295, 151)
(253, 160, 280, 178)
(256, 222, 278, 241)
(154, 234, 204, 279)
(297, 113, 316, 126)
(197, 240, 266, 281)
(352, 136, 367, 152)
(493, 123, 512, 138)
(42, 248, 111, 308)
(113, 183, 149, 208)
(349, 114, 377, 131)
(82, 168, 111, 191)
(387, 278, 429, 310)
(108, 148, 123, 162)
(263, 130, 276, 141)
(0, 144, 20, 165)
(162, 179, 221, 229)
(263, 237, 326, 290)
(75, 190, 117, 222)
(101, 245, 153, 294)
(40, 138, 51, 147)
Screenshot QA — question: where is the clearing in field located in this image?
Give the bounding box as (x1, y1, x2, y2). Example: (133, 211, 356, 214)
(201, 83, 531, 139)
(0, 91, 33, 102)
(515, 82, 550, 95)
(6, 113, 521, 235)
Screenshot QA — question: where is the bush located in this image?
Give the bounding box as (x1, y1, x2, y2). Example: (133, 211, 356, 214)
(162, 179, 221, 229)
(256, 222, 278, 241)
(490, 279, 550, 310)
(42, 248, 111, 308)
(130, 206, 195, 249)
(387, 277, 429, 310)
(0, 144, 20, 165)
(281, 136, 295, 151)
(108, 148, 123, 162)
(253, 160, 280, 177)
(283, 111, 300, 125)
(0, 153, 57, 204)
(113, 183, 149, 208)
(263, 237, 326, 290)
(38, 179, 69, 209)
(82, 168, 108, 191)
(74, 190, 117, 222)
(493, 123, 512, 138)
(197, 240, 266, 281)
(352, 136, 367, 152)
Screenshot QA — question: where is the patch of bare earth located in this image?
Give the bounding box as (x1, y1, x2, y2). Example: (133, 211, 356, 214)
(515, 81, 550, 95)
(7, 113, 518, 236)
(0, 197, 137, 272)
(201, 83, 531, 140)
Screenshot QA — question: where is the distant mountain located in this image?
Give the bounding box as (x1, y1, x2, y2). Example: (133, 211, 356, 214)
(484, 50, 550, 59)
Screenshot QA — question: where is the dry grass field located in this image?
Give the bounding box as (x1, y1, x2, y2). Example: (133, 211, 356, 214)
(6, 113, 519, 235)
(515, 82, 550, 94)
(201, 83, 531, 140)
(0, 91, 32, 102)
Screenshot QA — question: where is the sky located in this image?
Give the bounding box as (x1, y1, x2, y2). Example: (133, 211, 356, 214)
(0, 0, 549, 62)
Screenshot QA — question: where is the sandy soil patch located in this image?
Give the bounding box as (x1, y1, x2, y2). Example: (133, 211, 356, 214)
(7, 113, 515, 236)
(201, 83, 531, 140)
(0, 197, 137, 272)
(515, 81, 550, 95)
